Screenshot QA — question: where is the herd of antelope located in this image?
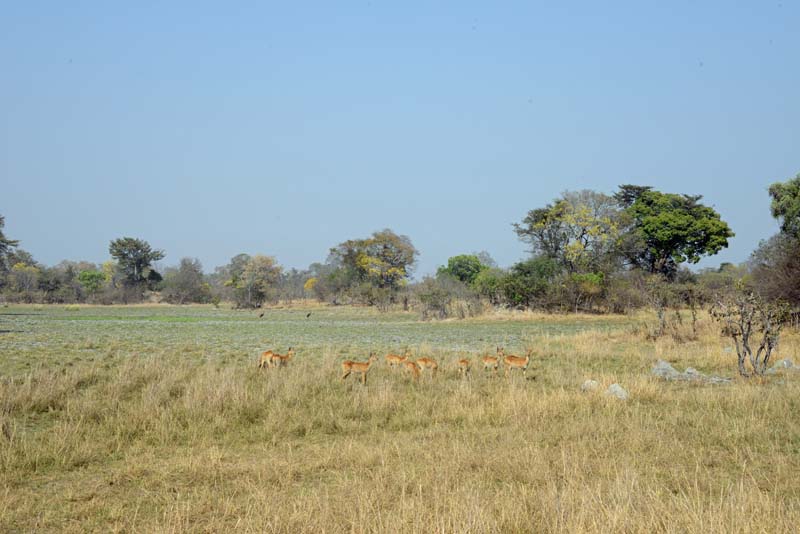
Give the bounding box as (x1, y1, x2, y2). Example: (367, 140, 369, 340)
(258, 346, 533, 385)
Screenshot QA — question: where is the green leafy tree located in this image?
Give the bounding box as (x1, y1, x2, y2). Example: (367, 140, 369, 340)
(769, 173, 800, 237)
(473, 267, 506, 305)
(108, 237, 165, 288)
(79, 270, 106, 297)
(437, 254, 487, 285)
(620, 187, 734, 278)
(502, 256, 561, 309)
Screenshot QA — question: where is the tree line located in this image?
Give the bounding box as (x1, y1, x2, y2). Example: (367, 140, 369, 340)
(1, 177, 799, 325)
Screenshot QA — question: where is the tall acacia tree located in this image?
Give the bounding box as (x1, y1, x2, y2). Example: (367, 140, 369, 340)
(615, 185, 734, 278)
(108, 237, 165, 289)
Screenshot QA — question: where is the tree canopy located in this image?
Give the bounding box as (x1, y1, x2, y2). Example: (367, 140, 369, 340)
(514, 190, 622, 274)
(328, 229, 417, 292)
(108, 237, 165, 288)
(622, 188, 733, 277)
(0, 215, 20, 281)
(769, 173, 800, 237)
(437, 254, 487, 285)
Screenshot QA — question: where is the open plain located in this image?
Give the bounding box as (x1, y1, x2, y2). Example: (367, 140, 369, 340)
(1, 304, 799, 532)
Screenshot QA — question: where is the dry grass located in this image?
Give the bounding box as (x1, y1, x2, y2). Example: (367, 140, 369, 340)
(1, 308, 799, 532)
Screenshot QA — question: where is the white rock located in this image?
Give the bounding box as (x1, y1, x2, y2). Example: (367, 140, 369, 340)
(605, 383, 629, 400)
(581, 379, 600, 392)
(652, 360, 680, 379)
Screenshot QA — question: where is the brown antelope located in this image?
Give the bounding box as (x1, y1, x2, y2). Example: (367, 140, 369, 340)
(403, 360, 421, 382)
(502, 348, 532, 378)
(341, 352, 378, 385)
(457, 358, 471, 378)
(270, 347, 295, 368)
(258, 350, 274, 369)
(481, 349, 501, 375)
(415, 357, 438, 377)
(385, 348, 412, 368)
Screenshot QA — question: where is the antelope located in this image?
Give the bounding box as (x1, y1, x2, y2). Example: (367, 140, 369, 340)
(481, 349, 501, 375)
(403, 360, 421, 382)
(270, 347, 295, 368)
(416, 357, 438, 377)
(258, 350, 274, 369)
(502, 348, 532, 378)
(341, 352, 378, 385)
(385, 348, 412, 368)
(457, 358, 471, 378)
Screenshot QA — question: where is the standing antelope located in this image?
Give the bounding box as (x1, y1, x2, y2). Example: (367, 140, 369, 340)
(385, 348, 412, 368)
(415, 357, 438, 377)
(341, 352, 378, 385)
(502, 348, 532, 378)
(403, 360, 421, 382)
(258, 350, 274, 369)
(270, 347, 295, 368)
(457, 358, 471, 378)
(481, 349, 501, 376)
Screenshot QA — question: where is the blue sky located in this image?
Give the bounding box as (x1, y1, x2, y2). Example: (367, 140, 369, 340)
(1, 2, 798, 277)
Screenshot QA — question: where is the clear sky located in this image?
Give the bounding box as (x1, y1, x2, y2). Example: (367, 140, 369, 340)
(1, 2, 798, 277)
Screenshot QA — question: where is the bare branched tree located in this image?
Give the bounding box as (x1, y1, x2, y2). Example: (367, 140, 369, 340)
(710, 290, 789, 377)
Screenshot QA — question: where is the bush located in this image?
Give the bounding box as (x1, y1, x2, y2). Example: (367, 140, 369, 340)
(415, 275, 483, 320)
(501, 257, 561, 309)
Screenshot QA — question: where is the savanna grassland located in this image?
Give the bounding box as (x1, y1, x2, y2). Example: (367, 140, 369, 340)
(1, 304, 800, 533)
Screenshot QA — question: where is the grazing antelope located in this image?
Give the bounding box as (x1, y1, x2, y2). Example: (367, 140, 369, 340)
(270, 347, 295, 368)
(341, 353, 378, 385)
(502, 348, 532, 378)
(415, 357, 438, 377)
(481, 349, 501, 375)
(403, 360, 421, 382)
(385, 348, 412, 369)
(457, 358, 471, 378)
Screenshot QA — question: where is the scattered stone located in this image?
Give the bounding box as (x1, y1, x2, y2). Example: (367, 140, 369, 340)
(651, 359, 732, 385)
(580, 379, 600, 392)
(766, 359, 799, 375)
(605, 383, 629, 400)
(707, 376, 734, 385)
(651, 360, 680, 379)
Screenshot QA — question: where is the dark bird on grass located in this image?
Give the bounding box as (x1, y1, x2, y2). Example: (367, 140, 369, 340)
(306, 312, 312, 318)
(258, 312, 265, 318)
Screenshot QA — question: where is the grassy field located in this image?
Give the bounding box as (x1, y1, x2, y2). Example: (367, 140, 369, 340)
(1, 304, 799, 532)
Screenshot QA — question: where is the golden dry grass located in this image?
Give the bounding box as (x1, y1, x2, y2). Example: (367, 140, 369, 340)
(1, 308, 799, 532)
